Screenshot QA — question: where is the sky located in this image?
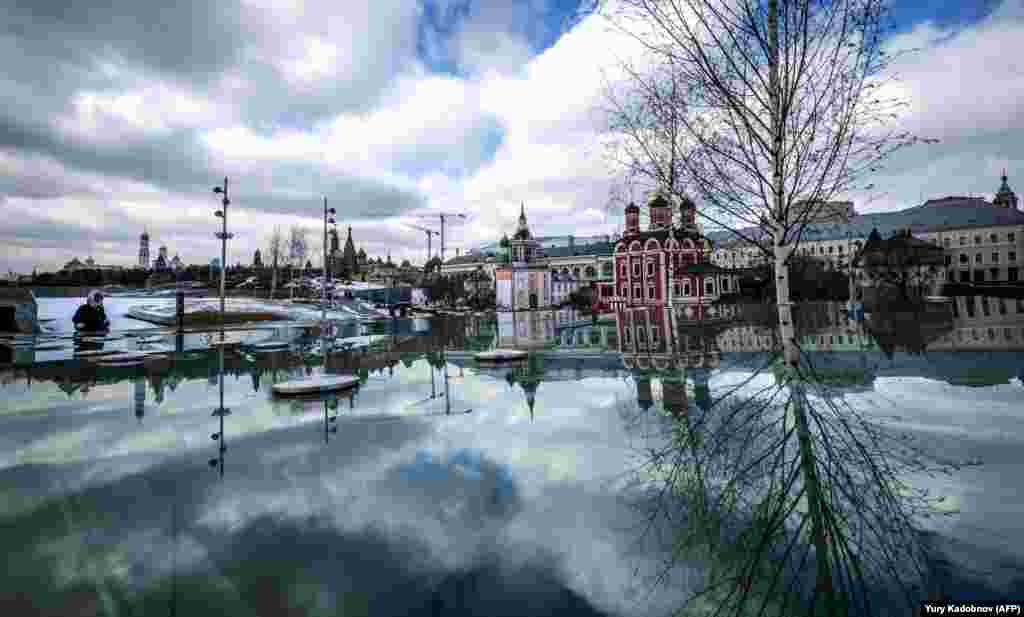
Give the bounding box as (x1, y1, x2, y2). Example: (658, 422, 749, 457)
(1, 0, 1022, 274)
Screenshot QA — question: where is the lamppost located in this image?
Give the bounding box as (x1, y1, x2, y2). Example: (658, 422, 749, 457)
(322, 197, 336, 325)
(212, 177, 233, 330)
(209, 344, 230, 478)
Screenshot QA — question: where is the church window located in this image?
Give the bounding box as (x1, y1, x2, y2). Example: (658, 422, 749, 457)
(634, 285, 642, 298)
(992, 252, 1000, 263)
(646, 262, 655, 276)
(990, 233, 998, 243)
(683, 282, 691, 296)
(722, 278, 730, 292)
(959, 254, 968, 264)
(959, 236, 967, 246)
(974, 235, 982, 245)
(620, 263, 627, 276)
(975, 253, 983, 263)
(1010, 251, 1018, 262)
(647, 285, 656, 299)
(674, 283, 681, 296)
(705, 280, 715, 295)
(651, 327, 659, 343)
(633, 262, 641, 276)
(1009, 232, 1017, 242)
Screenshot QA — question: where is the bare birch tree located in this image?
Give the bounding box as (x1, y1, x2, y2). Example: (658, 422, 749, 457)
(267, 226, 284, 299)
(621, 309, 963, 616)
(594, 0, 937, 316)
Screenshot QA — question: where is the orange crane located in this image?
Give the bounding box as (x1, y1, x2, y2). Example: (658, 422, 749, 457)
(417, 212, 467, 262)
(404, 223, 439, 265)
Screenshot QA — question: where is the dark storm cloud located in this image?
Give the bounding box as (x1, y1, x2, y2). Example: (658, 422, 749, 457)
(236, 178, 427, 220)
(0, 113, 215, 192)
(3, 0, 245, 81)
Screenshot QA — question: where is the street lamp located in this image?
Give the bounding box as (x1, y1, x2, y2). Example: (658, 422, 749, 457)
(322, 197, 336, 325)
(212, 177, 233, 330)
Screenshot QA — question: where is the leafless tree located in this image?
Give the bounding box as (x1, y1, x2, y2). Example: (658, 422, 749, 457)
(622, 311, 963, 616)
(267, 226, 285, 299)
(288, 225, 309, 298)
(594, 0, 937, 318)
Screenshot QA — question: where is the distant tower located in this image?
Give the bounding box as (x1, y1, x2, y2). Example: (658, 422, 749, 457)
(342, 226, 357, 275)
(993, 170, 1019, 210)
(253, 249, 263, 268)
(138, 230, 150, 269)
(154, 245, 169, 271)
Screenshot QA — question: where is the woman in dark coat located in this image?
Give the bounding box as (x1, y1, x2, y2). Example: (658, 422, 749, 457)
(73, 289, 110, 332)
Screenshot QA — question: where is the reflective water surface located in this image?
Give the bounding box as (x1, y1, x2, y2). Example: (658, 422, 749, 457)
(1, 297, 1022, 616)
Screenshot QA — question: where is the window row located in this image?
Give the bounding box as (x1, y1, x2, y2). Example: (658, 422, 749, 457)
(622, 326, 660, 345)
(953, 231, 1018, 246)
(617, 279, 725, 298)
(957, 251, 1018, 264)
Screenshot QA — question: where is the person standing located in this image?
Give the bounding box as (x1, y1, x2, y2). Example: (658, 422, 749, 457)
(73, 290, 111, 332)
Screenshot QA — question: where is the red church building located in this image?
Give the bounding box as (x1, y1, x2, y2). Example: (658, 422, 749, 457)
(595, 191, 739, 345)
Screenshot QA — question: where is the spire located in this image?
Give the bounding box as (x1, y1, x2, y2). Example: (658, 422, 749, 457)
(994, 170, 1018, 209)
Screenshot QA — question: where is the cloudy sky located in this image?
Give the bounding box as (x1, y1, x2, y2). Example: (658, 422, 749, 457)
(1, 0, 1021, 274)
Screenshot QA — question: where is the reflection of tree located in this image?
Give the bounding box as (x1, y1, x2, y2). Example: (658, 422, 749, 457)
(630, 318, 959, 616)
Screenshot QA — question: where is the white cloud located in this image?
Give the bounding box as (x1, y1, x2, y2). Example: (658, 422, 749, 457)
(6, 1, 1024, 274)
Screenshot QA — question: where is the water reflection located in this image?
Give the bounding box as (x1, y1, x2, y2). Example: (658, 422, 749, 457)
(0, 301, 1022, 615)
(611, 298, 1024, 616)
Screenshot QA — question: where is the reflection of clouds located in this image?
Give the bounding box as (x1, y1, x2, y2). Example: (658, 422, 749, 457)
(848, 376, 1024, 570)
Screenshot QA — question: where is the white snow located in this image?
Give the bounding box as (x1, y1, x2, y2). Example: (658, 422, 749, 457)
(272, 375, 360, 395)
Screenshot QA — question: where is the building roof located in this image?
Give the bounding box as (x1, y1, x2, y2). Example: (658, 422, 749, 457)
(676, 262, 734, 275)
(443, 254, 487, 266)
(618, 227, 708, 246)
(545, 241, 613, 258)
(707, 198, 1024, 245)
(853, 228, 946, 267)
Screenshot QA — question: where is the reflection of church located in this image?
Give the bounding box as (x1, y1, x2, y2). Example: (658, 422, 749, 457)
(614, 304, 724, 417)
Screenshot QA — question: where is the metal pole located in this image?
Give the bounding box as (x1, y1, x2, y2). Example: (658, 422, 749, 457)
(322, 197, 328, 325)
(220, 178, 228, 326)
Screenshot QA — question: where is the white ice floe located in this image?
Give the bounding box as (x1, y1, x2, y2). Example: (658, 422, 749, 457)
(272, 375, 360, 395)
(475, 349, 528, 362)
(125, 296, 385, 325)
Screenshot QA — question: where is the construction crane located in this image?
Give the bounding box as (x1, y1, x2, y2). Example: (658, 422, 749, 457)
(404, 223, 438, 265)
(417, 212, 467, 263)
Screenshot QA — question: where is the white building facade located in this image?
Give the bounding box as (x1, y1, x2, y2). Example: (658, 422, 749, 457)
(495, 205, 554, 310)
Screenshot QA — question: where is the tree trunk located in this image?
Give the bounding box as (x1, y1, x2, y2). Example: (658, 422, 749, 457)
(767, 0, 834, 610)
(270, 259, 278, 299)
